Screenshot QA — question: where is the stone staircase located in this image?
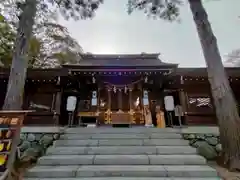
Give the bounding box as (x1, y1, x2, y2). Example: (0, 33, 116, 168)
(26, 127, 220, 180)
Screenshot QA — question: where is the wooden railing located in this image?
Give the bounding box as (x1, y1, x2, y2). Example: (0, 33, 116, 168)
(184, 111, 217, 125)
(23, 111, 59, 126)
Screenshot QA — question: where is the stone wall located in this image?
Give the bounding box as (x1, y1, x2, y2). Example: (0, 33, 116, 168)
(19, 132, 61, 160)
(182, 133, 222, 160)
(16, 127, 63, 166)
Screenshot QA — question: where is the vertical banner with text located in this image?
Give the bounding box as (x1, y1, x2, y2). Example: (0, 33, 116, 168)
(0, 112, 24, 172)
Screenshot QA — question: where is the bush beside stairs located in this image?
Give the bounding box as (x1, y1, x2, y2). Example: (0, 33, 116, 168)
(25, 127, 221, 180)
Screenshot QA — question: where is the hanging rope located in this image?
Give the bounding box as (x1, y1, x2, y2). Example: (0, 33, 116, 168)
(103, 78, 143, 89)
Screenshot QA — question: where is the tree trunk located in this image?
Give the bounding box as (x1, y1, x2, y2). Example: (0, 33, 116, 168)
(188, 0, 240, 171)
(3, 0, 37, 110)
(1, 1, 37, 180)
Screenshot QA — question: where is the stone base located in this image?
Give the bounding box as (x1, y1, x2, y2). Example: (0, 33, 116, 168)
(25, 127, 221, 179)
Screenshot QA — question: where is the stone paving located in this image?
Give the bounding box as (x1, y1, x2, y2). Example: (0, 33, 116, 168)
(25, 127, 221, 180)
(25, 178, 221, 180)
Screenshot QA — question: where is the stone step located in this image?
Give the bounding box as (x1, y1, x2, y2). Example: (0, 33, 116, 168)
(25, 178, 222, 180)
(60, 133, 182, 140)
(47, 146, 197, 155)
(38, 155, 206, 165)
(65, 127, 181, 134)
(26, 165, 218, 178)
(54, 139, 189, 146)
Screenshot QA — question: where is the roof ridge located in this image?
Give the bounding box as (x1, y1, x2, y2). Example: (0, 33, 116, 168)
(82, 53, 160, 60)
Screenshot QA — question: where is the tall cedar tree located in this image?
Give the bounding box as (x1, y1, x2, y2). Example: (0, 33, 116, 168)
(2, 1, 102, 179)
(3, 0, 103, 110)
(127, 0, 240, 171)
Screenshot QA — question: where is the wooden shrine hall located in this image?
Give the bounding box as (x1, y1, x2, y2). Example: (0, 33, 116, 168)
(1, 53, 240, 127)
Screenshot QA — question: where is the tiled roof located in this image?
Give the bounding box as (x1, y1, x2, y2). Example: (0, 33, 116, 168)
(176, 67, 240, 77)
(66, 53, 177, 67)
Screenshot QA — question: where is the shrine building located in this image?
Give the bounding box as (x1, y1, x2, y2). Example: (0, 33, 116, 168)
(1, 53, 240, 127)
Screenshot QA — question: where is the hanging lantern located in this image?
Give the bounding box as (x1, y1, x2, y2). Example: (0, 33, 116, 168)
(124, 86, 128, 94)
(113, 86, 116, 93)
(92, 76, 96, 83)
(144, 76, 148, 83)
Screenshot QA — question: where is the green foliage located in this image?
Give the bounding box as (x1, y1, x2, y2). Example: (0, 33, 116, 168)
(49, 0, 104, 20)
(39, 22, 83, 67)
(0, 13, 16, 67)
(127, 0, 183, 21)
(226, 49, 240, 67)
(0, 0, 84, 68)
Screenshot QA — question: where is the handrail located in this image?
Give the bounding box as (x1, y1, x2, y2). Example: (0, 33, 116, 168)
(0, 169, 8, 180)
(0, 148, 20, 180)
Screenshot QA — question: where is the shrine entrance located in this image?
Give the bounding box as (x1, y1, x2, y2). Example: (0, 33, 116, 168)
(60, 53, 178, 127)
(97, 77, 145, 126)
(60, 72, 175, 127)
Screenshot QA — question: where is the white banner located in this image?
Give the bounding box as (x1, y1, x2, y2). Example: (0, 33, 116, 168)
(164, 96, 174, 111)
(66, 96, 77, 111)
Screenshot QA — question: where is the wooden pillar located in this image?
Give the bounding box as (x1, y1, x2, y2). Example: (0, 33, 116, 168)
(129, 88, 135, 124)
(97, 88, 100, 112)
(54, 89, 62, 125)
(106, 88, 112, 124)
(129, 88, 132, 110)
(108, 88, 111, 109)
(140, 86, 144, 108)
(118, 89, 122, 110)
(179, 76, 187, 113)
(51, 93, 56, 110)
(22, 89, 29, 110)
(22, 83, 31, 110)
(179, 89, 188, 112)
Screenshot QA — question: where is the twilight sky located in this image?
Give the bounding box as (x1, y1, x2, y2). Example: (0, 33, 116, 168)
(59, 0, 240, 67)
